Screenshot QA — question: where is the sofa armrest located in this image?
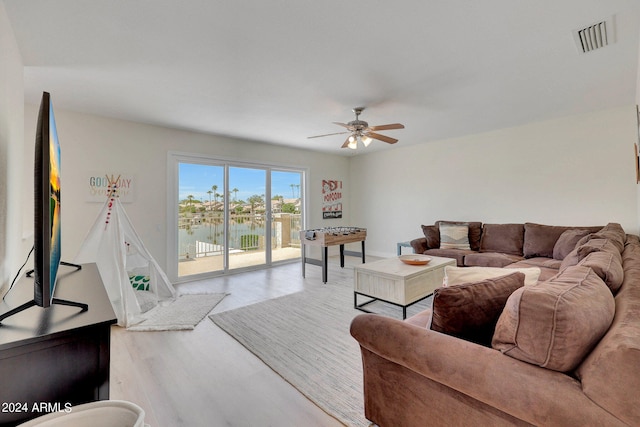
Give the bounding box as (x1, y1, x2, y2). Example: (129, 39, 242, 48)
(350, 313, 625, 426)
(410, 237, 428, 253)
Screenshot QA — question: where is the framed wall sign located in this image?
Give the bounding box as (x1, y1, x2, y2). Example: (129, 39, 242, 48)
(322, 179, 342, 219)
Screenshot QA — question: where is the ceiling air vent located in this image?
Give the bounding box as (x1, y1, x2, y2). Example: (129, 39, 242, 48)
(573, 16, 615, 54)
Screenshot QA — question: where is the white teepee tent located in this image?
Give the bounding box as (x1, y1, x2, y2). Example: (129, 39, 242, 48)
(74, 187, 176, 327)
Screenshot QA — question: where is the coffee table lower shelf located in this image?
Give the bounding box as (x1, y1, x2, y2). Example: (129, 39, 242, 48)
(354, 291, 434, 320)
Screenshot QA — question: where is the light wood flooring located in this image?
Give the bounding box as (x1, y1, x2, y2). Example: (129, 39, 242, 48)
(110, 256, 372, 427)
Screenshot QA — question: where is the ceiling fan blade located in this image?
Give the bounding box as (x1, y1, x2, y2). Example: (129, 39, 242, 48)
(333, 122, 354, 130)
(365, 132, 398, 144)
(307, 131, 350, 139)
(368, 123, 405, 131)
(341, 136, 352, 148)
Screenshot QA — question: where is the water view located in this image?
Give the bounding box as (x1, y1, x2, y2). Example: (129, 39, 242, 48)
(177, 163, 303, 276)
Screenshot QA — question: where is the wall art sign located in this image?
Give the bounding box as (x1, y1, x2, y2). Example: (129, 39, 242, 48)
(86, 172, 135, 203)
(322, 179, 343, 219)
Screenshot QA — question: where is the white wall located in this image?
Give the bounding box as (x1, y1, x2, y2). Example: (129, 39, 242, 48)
(22, 105, 351, 275)
(350, 106, 639, 257)
(0, 3, 25, 291)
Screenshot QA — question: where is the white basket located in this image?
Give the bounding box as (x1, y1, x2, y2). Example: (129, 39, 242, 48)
(17, 400, 147, 427)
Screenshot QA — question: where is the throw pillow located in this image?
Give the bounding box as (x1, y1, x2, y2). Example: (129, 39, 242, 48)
(492, 265, 615, 372)
(439, 223, 471, 250)
(430, 272, 525, 346)
(421, 224, 440, 249)
(444, 265, 541, 287)
(436, 221, 483, 251)
(129, 274, 150, 291)
(553, 228, 592, 260)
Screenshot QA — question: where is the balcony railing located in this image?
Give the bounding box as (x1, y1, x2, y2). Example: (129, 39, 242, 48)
(178, 212, 301, 260)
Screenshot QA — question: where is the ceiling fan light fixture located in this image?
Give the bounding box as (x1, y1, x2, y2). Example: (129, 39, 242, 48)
(308, 107, 404, 149)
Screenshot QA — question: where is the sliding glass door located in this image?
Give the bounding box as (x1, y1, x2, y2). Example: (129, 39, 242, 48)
(171, 153, 304, 280)
(228, 166, 267, 270)
(270, 170, 303, 263)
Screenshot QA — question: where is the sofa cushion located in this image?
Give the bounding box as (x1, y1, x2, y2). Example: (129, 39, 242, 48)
(553, 228, 593, 260)
(560, 237, 621, 272)
(507, 257, 562, 281)
(559, 234, 595, 270)
(508, 257, 562, 270)
(444, 265, 541, 287)
(559, 247, 580, 271)
(583, 223, 626, 254)
(505, 260, 558, 282)
(424, 248, 474, 267)
(492, 265, 615, 372)
(479, 223, 525, 256)
(578, 251, 624, 294)
(430, 272, 525, 346)
(574, 234, 640, 425)
(436, 221, 482, 251)
(463, 252, 524, 268)
(523, 223, 572, 258)
(576, 238, 622, 262)
(421, 225, 440, 249)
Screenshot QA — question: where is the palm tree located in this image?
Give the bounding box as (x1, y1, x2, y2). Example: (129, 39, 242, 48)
(211, 185, 219, 210)
(248, 194, 264, 231)
(206, 190, 213, 240)
(206, 190, 213, 210)
(232, 187, 239, 202)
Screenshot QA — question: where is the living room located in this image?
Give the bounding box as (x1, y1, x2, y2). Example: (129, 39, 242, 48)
(1, 1, 640, 426)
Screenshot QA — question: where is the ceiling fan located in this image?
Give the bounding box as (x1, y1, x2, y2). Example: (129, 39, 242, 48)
(308, 107, 405, 149)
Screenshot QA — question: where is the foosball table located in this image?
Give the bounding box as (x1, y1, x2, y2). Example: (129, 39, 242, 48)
(300, 227, 367, 283)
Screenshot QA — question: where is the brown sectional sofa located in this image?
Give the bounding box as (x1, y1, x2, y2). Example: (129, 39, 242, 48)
(351, 222, 640, 426)
(410, 221, 602, 280)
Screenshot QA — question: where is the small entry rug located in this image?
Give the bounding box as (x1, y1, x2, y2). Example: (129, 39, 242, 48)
(209, 280, 431, 426)
(128, 293, 227, 331)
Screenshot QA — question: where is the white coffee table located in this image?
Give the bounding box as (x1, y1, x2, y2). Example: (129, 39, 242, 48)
(354, 255, 456, 319)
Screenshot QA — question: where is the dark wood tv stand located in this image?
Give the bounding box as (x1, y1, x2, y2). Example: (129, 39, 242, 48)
(0, 263, 116, 426)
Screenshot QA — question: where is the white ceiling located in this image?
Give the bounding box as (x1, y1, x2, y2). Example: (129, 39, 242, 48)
(4, 0, 640, 156)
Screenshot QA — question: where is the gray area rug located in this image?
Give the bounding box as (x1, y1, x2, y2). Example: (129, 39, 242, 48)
(128, 293, 227, 331)
(209, 279, 431, 426)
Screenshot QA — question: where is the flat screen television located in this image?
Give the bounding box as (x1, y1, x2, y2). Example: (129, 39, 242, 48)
(33, 91, 62, 307)
(0, 92, 86, 323)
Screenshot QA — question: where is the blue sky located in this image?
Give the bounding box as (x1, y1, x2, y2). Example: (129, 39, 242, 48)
(179, 163, 302, 203)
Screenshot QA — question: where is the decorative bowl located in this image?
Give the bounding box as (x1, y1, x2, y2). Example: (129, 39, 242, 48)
(398, 254, 431, 265)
